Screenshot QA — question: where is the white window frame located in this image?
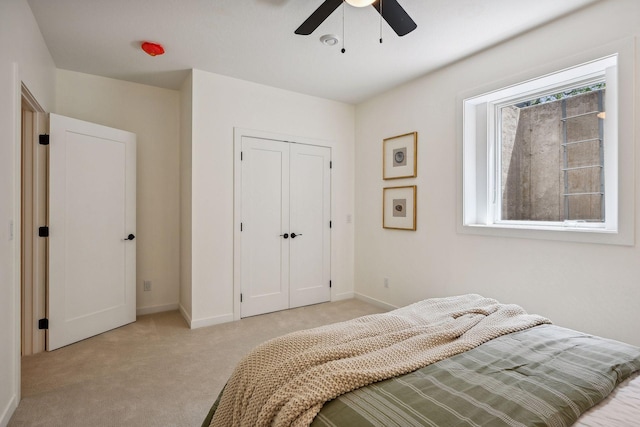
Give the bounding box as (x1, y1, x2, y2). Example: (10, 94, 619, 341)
(459, 40, 635, 246)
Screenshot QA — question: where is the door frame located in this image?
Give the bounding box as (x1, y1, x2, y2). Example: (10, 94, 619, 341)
(20, 83, 47, 356)
(232, 128, 334, 321)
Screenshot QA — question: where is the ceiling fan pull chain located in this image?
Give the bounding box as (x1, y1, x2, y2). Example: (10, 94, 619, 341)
(342, 0, 346, 53)
(379, 0, 383, 44)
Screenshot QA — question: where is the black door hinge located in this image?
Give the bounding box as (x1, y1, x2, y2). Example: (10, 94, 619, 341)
(39, 134, 49, 145)
(330, 161, 332, 169)
(329, 280, 332, 288)
(241, 152, 243, 161)
(329, 221, 332, 229)
(38, 226, 49, 237)
(240, 223, 243, 232)
(38, 318, 49, 330)
(240, 293, 243, 303)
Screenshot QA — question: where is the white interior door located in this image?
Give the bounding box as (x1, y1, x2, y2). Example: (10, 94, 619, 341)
(240, 136, 331, 318)
(289, 143, 331, 308)
(47, 113, 136, 351)
(240, 137, 290, 317)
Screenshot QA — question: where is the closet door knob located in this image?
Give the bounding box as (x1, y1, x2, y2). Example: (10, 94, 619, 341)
(291, 233, 302, 239)
(279, 233, 289, 239)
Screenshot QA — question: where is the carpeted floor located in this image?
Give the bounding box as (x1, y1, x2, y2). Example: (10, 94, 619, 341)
(9, 299, 385, 427)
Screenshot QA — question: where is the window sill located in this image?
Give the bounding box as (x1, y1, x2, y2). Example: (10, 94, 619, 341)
(466, 222, 616, 233)
(459, 222, 631, 246)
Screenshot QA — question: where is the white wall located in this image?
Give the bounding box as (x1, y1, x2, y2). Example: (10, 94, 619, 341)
(184, 69, 355, 327)
(0, 1, 55, 425)
(56, 70, 181, 316)
(354, 0, 640, 346)
(179, 73, 193, 322)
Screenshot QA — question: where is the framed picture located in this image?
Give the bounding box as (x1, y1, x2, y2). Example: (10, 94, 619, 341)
(383, 185, 416, 230)
(383, 132, 417, 180)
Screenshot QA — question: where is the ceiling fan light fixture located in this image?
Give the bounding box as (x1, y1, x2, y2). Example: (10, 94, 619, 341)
(295, 0, 416, 38)
(345, 0, 375, 7)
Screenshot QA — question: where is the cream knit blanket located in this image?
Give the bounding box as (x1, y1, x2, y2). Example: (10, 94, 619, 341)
(210, 294, 550, 427)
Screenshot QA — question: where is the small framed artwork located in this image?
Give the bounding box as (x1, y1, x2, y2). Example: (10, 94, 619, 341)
(383, 185, 417, 230)
(383, 132, 417, 180)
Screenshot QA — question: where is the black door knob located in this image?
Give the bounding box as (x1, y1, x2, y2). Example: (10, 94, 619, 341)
(125, 234, 135, 241)
(291, 233, 302, 239)
(279, 233, 289, 239)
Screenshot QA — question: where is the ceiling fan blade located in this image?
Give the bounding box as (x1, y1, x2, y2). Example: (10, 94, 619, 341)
(295, 0, 343, 35)
(372, 0, 417, 37)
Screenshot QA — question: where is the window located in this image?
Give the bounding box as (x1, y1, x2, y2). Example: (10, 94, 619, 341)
(501, 82, 606, 223)
(462, 55, 619, 237)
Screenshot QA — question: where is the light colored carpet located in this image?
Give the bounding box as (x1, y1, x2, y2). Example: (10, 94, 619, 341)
(9, 299, 385, 427)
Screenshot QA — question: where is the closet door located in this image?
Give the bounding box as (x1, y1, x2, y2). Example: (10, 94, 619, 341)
(240, 138, 290, 317)
(289, 143, 331, 308)
(239, 137, 331, 318)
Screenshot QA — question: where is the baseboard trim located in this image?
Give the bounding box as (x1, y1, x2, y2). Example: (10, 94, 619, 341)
(332, 291, 354, 301)
(354, 293, 398, 311)
(0, 393, 18, 427)
(178, 304, 192, 326)
(189, 313, 234, 330)
(136, 303, 179, 316)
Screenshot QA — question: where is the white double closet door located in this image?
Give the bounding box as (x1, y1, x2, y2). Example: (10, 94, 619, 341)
(240, 136, 331, 318)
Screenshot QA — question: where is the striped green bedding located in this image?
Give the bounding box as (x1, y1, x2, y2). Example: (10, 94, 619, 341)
(310, 325, 640, 427)
(203, 324, 640, 426)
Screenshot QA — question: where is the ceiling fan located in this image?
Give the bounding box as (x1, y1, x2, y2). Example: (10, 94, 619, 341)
(295, 0, 417, 37)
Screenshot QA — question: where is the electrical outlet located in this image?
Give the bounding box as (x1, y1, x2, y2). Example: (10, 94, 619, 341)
(384, 277, 389, 288)
(144, 280, 152, 291)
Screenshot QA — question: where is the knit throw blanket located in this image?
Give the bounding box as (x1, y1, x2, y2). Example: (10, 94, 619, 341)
(210, 294, 551, 427)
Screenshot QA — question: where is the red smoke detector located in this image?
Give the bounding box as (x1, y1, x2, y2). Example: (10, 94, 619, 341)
(141, 41, 165, 56)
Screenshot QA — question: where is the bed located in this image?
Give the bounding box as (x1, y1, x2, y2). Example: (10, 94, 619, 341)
(203, 294, 640, 427)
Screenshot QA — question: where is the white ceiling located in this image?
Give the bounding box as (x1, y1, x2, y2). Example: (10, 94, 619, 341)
(27, 0, 599, 104)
